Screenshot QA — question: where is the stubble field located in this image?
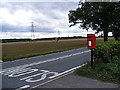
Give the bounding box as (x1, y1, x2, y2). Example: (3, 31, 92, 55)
(2, 38, 114, 61)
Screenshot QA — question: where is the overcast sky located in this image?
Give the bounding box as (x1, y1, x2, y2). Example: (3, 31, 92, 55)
(0, 1, 112, 39)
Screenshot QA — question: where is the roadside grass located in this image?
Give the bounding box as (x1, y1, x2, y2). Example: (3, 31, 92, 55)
(75, 41, 120, 84)
(75, 61, 120, 84)
(2, 48, 79, 62)
(2, 38, 114, 62)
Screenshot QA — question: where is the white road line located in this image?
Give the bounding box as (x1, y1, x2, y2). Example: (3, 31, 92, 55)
(2, 47, 86, 64)
(30, 63, 87, 89)
(0, 50, 90, 73)
(31, 72, 73, 89)
(8, 69, 38, 77)
(49, 63, 86, 79)
(16, 85, 30, 90)
(0, 60, 2, 63)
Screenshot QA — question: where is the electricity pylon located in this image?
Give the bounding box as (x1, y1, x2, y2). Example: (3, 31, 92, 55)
(56, 29, 61, 49)
(30, 21, 36, 40)
(58, 30, 60, 37)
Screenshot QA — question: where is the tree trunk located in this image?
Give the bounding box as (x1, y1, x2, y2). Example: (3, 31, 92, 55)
(104, 30, 108, 42)
(118, 37, 120, 41)
(115, 37, 118, 41)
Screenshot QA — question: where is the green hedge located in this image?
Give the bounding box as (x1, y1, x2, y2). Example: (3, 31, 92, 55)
(94, 41, 120, 63)
(75, 41, 120, 83)
(94, 41, 120, 80)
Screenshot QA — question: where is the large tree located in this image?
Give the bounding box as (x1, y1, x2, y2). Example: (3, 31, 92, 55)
(110, 16, 120, 40)
(68, 1, 120, 41)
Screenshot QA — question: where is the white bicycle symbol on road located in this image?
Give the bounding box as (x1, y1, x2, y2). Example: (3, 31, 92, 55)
(1, 67, 58, 83)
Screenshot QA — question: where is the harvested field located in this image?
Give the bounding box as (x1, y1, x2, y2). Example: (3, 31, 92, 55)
(2, 38, 114, 61)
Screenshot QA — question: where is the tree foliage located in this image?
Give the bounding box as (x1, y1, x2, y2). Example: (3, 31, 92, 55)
(68, 1, 120, 41)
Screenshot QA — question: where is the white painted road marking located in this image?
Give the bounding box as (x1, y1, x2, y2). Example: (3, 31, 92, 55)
(1, 64, 86, 83)
(2, 67, 38, 77)
(49, 63, 86, 79)
(2, 67, 58, 83)
(8, 68, 38, 77)
(0, 60, 2, 63)
(16, 64, 87, 89)
(20, 70, 58, 83)
(0, 50, 90, 73)
(30, 63, 87, 89)
(16, 85, 30, 90)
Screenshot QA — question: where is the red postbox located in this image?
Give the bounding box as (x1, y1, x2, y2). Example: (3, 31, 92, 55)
(87, 34, 96, 49)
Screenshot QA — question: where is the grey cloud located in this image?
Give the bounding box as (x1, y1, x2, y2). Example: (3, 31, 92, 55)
(6, 2, 78, 19)
(2, 22, 28, 32)
(1, 2, 80, 37)
(35, 26, 56, 33)
(2, 22, 56, 33)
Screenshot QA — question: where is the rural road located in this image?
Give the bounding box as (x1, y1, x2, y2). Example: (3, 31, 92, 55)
(0, 47, 91, 89)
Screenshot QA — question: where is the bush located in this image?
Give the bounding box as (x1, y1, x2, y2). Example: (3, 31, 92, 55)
(75, 41, 120, 83)
(94, 41, 120, 63)
(94, 41, 120, 82)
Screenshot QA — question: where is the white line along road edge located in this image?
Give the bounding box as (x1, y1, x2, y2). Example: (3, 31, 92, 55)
(0, 50, 90, 73)
(49, 63, 86, 79)
(30, 63, 87, 89)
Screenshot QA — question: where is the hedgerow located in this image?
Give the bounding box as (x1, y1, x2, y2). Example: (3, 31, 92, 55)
(75, 41, 120, 83)
(94, 41, 120, 63)
(94, 41, 120, 82)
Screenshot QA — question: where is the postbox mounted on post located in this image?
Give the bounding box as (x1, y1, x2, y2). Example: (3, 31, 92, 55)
(87, 34, 96, 49)
(87, 34, 96, 68)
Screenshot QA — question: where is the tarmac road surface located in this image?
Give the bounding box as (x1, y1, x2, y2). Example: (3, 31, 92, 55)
(0, 47, 91, 89)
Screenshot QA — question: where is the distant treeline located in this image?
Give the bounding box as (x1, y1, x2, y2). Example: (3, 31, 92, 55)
(1, 36, 113, 43)
(1, 36, 86, 43)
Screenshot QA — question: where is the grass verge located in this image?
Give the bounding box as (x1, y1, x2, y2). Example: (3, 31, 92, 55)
(2, 47, 80, 62)
(75, 60, 120, 84)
